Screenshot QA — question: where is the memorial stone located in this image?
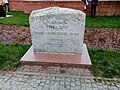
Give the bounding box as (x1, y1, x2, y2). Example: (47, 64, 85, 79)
(21, 7, 91, 68)
(29, 6, 85, 53)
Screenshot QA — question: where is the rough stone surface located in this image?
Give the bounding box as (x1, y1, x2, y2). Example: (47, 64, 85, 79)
(29, 7, 85, 53)
(0, 65, 119, 90)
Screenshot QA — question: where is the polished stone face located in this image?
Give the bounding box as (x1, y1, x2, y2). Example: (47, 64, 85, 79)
(29, 7, 86, 53)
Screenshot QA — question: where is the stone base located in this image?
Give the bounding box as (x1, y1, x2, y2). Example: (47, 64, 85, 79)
(20, 44, 92, 68)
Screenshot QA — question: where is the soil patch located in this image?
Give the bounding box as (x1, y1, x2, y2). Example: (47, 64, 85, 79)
(84, 28, 120, 51)
(0, 25, 120, 51)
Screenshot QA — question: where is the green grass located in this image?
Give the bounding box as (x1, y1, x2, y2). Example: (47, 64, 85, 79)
(0, 11, 120, 28)
(86, 16, 120, 28)
(0, 11, 29, 26)
(0, 44, 30, 70)
(0, 44, 119, 78)
(0, 11, 120, 77)
(89, 49, 120, 78)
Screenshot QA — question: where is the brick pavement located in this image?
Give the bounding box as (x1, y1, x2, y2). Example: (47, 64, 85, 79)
(0, 65, 119, 90)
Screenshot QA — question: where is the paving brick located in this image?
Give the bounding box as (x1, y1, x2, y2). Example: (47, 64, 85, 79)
(0, 66, 119, 90)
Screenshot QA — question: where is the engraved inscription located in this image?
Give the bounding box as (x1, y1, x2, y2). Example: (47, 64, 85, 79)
(46, 25, 69, 30)
(47, 39, 64, 47)
(43, 19, 69, 30)
(30, 7, 85, 53)
(34, 31, 79, 36)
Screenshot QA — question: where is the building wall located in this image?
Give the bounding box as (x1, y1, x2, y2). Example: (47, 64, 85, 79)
(9, 0, 120, 16)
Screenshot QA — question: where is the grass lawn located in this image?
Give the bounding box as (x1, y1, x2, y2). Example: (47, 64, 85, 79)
(0, 44, 119, 78)
(0, 11, 120, 28)
(86, 16, 120, 28)
(0, 11, 120, 78)
(0, 44, 30, 70)
(89, 49, 120, 78)
(0, 11, 29, 26)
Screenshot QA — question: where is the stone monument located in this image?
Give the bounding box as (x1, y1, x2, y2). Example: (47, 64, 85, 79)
(21, 7, 92, 67)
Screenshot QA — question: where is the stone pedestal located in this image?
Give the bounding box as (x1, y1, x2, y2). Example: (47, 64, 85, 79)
(20, 44, 92, 68)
